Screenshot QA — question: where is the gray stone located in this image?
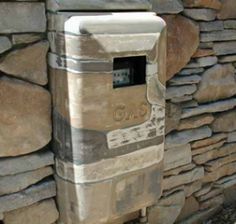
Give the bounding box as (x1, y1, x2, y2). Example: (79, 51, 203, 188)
(199, 194, 224, 210)
(213, 41, 236, 55)
(165, 102, 182, 134)
(0, 213, 3, 220)
(148, 191, 185, 224)
(186, 56, 218, 68)
(163, 167, 204, 190)
(169, 75, 201, 86)
(0, 151, 54, 177)
(212, 110, 236, 133)
(12, 34, 44, 45)
(224, 20, 236, 29)
(200, 21, 224, 32)
(178, 114, 214, 131)
(0, 41, 49, 85)
(183, 9, 216, 21)
(181, 100, 199, 108)
(182, 98, 236, 119)
(0, 167, 53, 196)
(0, 3, 46, 33)
(164, 144, 192, 171)
(47, 0, 151, 11)
(227, 132, 236, 143)
(217, 0, 236, 20)
(219, 55, 236, 63)
(184, 181, 202, 197)
(153, 0, 183, 14)
(164, 164, 196, 177)
(4, 199, 59, 224)
(182, 0, 222, 9)
(0, 180, 56, 213)
(199, 42, 214, 49)
(166, 85, 197, 100)
(0, 77, 51, 157)
(179, 68, 204, 75)
(171, 95, 193, 103)
(0, 37, 12, 54)
(201, 30, 236, 42)
(165, 126, 212, 149)
(194, 64, 236, 103)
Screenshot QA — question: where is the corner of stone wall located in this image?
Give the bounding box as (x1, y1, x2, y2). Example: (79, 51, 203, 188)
(0, 1, 58, 224)
(146, 0, 236, 224)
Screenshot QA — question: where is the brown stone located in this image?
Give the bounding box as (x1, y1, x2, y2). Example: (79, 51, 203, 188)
(217, 0, 236, 19)
(192, 48, 215, 58)
(148, 191, 185, 224)
(197, 188, 223, 202)
(0, 77, 51, 157)
(184, 181, 202, 197)
(191, 133, 227, 149)
(0, 41, 49, 85)
(165, 102, 182, 134)
(4, 199, 59, 224)
(194, 64, 236, 103)
(164, 163, 196, 177)
(200, 194, 224, 210)
(177, 114, 214, 131)
(162, 15, 199, 80)
(177, 196, 199, 222)
(183, 0, 222, 9)
(211, 110, 236, 133)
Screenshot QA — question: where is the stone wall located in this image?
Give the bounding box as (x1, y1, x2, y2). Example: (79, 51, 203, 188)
(0, 1, 58, 224)
(147, 0, 236, 223)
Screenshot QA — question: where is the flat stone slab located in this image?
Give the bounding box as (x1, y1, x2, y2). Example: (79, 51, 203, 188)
(0, 167, 53, 196)
(0, 36, 12, 54)
(153, 0, 183, 14)
(0, 2, 46, 33)
(183, 9, 216, 21)
(47, 0, 151, 11)
(0, 180, 56, 213)
(0, 151, 54, 176)
(4, 199, 59, 224)
(213, 41, 236, 55)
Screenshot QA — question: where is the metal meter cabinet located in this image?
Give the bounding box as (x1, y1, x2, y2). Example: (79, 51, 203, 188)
(48, 12, 166, 224)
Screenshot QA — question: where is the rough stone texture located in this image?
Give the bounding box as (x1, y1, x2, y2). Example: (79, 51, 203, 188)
(219, 55, 236, 63)
(183, 9, 216, 21)
(224, 20, 236, 29)
(184, 181, 202, 197)
(0, 151, 54, 176)
(183, 0, 222, 9)
(200, 21, 224, 32)
(0, 41, 49, 85)
(0, 181, 56, 213)
(213, 41, 236, 55)
(0, 36, 12, 54)
(165, 102, 182, 134)
(169, 75, 201, 86)
(186, 56, 218, 68)
(153, 0, 183, 14)
(12, 34, 44, 45)
(200, 194, 224, 210)
(177, 114, 214, 131)
(201, 30, 236, 42)
(148, 191, 185, 224)
(0, 3, 46, 33)
(162, 15, 199, 80)
(0, 77, 51, 157)
(217, 0, 236, 19)
(227, 132, 236, 143)
(194, 64, 236, 103)
(191, 133, 227, 149)
(177, 196, 199, 222)
(179, 68, 204, 75)
(164, 144, 192, 171)
(182, 98, 236, 118)
(165, 126, 212, 149)
(192, 49, 215, 58)
(212, 110, 236, 133)
(0, 167, 53, 196)
(166, 85, 197, 100)
(4, 199, 59, 224)
(163, 167, 204, 190)
(164, 164, 196, 177)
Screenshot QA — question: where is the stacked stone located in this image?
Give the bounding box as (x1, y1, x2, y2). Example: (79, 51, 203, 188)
(147, 0, 236, 224)
(0, 2, 58, 224)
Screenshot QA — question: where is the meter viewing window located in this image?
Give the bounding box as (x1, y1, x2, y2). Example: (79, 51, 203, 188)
(113, 56, 146, 88)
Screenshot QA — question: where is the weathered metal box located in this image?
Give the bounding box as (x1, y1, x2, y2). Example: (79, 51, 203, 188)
(48, 12, 166, 224)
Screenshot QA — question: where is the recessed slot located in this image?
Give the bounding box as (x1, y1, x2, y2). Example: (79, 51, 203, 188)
(113, 56, 146, 88)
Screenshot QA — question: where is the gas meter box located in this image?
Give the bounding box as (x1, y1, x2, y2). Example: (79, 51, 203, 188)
(48, 12, 166, 224)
